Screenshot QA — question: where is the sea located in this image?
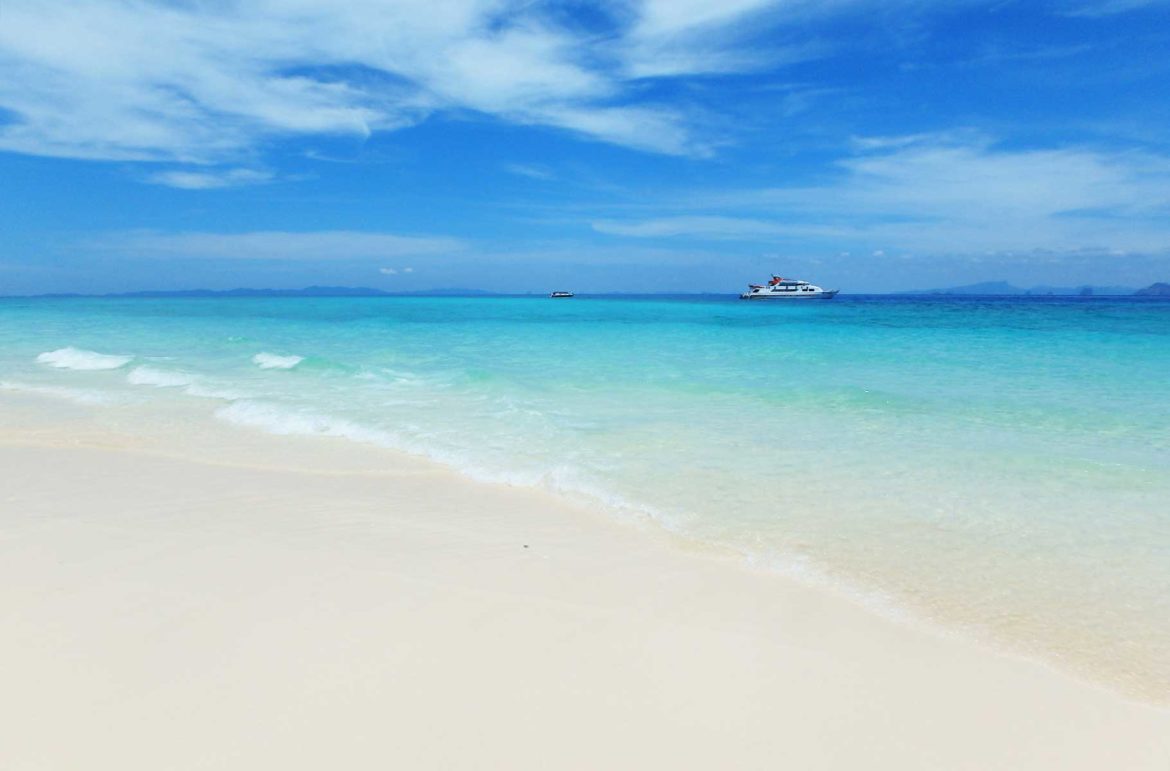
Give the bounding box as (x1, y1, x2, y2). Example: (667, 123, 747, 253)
(1, 294, 1167, 700)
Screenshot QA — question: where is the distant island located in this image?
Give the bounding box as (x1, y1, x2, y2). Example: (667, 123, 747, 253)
(1134, 282, 1170, 297)
(902, 281, 1164, 296)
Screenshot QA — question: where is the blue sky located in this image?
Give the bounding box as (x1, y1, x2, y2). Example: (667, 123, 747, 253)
(2, 0, 1169, 294)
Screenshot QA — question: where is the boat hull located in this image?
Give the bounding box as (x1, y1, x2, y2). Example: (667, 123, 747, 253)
(740, 290, 838, 300)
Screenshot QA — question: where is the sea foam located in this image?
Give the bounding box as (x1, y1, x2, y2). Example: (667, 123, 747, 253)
(128, 366, 246, 400)
(126, 365, 196, 388)
(36, 347, 132, 371)
(213, 400, 664, 523)
(216, 400, 397, 445)
(183, 382, 248, 401)
(252, 352, 304, 370)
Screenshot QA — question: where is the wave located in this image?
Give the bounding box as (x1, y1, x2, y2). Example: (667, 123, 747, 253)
(214, 401, 546, 478)
(215, 400, 398, 445)
(36, 347, 132, 371)
(126, 366, 248, 400)
(212, 399, 668, 521)
(252, 352, 304, 370)
(123, 365, 249, 400)
(126, 365, 196, 388)
(183, 382, 249, 401)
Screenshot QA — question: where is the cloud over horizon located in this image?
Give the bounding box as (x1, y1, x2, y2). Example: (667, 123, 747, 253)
(590, 134, 1170, 256)
(89, 230, 466, 261)
(144, 168, 277, 190)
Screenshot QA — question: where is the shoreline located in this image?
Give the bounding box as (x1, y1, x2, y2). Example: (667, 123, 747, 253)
(2, 392, 1168, 768)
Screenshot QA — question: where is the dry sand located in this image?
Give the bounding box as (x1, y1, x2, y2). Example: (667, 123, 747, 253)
(2, 393, 1168, 770)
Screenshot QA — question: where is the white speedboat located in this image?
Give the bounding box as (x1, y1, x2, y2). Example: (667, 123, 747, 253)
(549, 290, 574, 298)
(740, 276, 838, 300)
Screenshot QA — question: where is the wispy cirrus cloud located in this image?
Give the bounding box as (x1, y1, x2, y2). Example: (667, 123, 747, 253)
(594, 215, 804, 238)
(590, 134, 1170, 255)
(0, 0, 1004, 170)
(88, 230, 466, 261)
(144, 168, 276, 190)
(1061, 0, 1170, 16)
(0, 0, 759, 165)
(616, 0, 827, 78)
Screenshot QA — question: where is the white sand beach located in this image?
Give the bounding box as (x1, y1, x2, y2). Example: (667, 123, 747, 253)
(2, 392, 1168, 770)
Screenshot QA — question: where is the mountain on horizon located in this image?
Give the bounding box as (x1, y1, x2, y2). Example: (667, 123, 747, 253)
(1135, 282, 1170, 296)
(904, 281, 1137, 296)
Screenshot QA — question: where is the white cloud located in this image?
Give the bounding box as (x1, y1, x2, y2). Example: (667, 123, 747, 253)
(1, 0, 983, 165)
(1, 0, 1149, 204)
(0, 0, 754, 163)
(816, 137, 1170, 251)
(594, 215, 815, 238)
(633, 0, 786, 39)
(90, 230, 466, 261)
(589, 134, 1170, 255)
(529, 103, 701, 156)
(144, 168, 275, 189)
(618, 0, 830, 78)
(1062, 0, 1170, 16)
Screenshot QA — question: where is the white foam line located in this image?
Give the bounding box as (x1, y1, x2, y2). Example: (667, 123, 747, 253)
(252, 352, 304, 370)
(126, 366, 196, 388)
(36, 347, 132, 371)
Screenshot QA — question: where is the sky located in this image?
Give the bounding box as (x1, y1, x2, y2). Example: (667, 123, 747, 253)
(1, 0, 1169, 294)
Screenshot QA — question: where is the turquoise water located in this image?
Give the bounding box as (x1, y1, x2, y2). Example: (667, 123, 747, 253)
(2, 295, 1168, 698)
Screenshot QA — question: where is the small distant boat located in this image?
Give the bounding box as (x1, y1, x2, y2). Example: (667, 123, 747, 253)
(549, 291, 574, 298)
(740, 275, 838, 300)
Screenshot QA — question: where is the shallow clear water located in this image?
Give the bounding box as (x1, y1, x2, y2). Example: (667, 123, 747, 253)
(2, 295, 1168, 698)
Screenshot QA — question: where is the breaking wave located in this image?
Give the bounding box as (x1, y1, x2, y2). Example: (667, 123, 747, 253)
(36, 347, 132, 371)
(252, 352, 304, 370)
(215, 400, 397, 444)
(212, 400, 669, 524)
(126, 366, 196, 388)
